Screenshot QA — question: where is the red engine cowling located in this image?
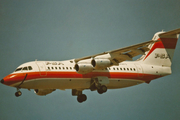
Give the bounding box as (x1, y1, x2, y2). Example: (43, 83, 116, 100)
(75, 64, 93, 74)
(34, 89, 56, 96)
(91, 59, 111, 70)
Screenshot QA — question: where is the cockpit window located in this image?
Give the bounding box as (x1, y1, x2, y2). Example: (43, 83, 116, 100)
(28, 66, 32, 70)
(15, 68, 22, 72)
(14, 66, 33, 72)
(23, 67, 28, 70)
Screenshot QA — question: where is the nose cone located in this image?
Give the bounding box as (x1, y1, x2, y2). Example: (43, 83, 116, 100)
(1, 79, 4, 84)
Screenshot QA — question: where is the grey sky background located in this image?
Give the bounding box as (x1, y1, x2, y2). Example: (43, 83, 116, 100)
(0, 0, 180, 120)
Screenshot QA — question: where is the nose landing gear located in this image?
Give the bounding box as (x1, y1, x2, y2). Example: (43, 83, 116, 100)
(14, 74, 28, 97)
(15, 90, 22, 97)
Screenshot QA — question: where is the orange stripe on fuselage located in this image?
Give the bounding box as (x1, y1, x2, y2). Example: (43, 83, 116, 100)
(3, 71, 162, 86)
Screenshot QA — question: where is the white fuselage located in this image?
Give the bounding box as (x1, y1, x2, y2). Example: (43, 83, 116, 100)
(3, 59, 171, 91)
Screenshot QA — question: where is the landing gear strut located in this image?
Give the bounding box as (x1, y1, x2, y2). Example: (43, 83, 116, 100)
(15, 74, 27, 97)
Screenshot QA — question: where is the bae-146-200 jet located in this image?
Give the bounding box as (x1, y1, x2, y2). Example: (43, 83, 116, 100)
(1, 28, 180, 103)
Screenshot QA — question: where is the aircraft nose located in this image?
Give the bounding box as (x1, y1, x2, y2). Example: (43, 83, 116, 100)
(1, 79, 4, 84)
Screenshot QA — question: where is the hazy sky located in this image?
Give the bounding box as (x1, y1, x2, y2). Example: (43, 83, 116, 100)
(1, 0, 180, 120)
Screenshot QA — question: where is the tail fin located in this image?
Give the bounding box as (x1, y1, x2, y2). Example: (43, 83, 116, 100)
(141, 28, 180, 67)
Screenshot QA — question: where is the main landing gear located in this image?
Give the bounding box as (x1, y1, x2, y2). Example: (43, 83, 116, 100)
(77, 94, 87, 103)
(74, 85, 107, 103)
(73, 77, 108, 103)
(90, 77, 108, 94)
(72, 89, 87, 103)
(97, 85, 107, 94)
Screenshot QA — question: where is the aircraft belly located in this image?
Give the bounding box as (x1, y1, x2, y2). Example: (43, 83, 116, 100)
(18, 78, 91, 89)
(14, 78, 144, 90)
(107, 79, 144, 89)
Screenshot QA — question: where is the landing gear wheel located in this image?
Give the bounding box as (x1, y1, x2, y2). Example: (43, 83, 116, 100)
(77, 94, 87, 103)
(97, 89, 103, 94)
(15, 91, 22, 97)
(97, 85, 107, 94)
(101, 85, 107, 93)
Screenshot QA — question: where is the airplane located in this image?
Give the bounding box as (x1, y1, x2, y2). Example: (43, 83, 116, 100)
(1, 28, 180, 103)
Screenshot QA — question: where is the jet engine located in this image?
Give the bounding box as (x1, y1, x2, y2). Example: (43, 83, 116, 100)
(74, 59, 93, 74)
(34, 89, 56, 96)
(91, 59, 111, 70)
(75, 64, 93, 74)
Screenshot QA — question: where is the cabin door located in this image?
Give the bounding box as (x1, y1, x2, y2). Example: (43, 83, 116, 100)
(135, 64, 144, 78)
(36, 62, 47, 76)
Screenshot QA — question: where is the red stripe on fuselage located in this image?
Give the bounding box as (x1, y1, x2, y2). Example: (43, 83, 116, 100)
(3, 71, 162, 86)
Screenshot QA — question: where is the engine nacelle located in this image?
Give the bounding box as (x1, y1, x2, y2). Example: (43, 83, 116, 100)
(75, 64, 93, 74)
(34, 89, 56, 96)
(91, 59, 111, 70)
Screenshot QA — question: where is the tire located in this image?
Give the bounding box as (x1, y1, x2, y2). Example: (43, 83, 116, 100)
(101, 85, 107, 93)
(97, 89, 103, 94)
(77, 94, 87, 103)
(81, 94, 87, 101)
(97, 85, 107, 94)
(15, 91, 22, 97)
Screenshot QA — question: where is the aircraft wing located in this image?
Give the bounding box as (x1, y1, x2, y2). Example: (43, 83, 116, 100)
(74, 40, 157, 65)
(159, 28, 180, 37)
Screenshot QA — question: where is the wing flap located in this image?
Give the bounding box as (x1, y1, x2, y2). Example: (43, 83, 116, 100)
(75, 40, 156, 64)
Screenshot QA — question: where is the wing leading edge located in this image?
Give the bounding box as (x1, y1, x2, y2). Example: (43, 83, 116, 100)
(159, 28, 180, 37)
(75, 28, 180, 65)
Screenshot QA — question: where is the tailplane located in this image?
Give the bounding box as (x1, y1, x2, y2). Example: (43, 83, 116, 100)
(140, 28, 180, 67)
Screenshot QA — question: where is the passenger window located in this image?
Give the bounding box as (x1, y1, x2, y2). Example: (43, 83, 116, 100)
(127, 68, 129, 71)
(66, 67, 68, 70)
(70, 67, 72, 70)
(63, 67, 65, 70)
(55, 67, 57, 69)
(120, 68, 122, 70)
(124, 68, 126, 70)
(48, 67, 50, 70)
(113, 68, 115, 70)
(117, 68, 119, 70)
(51, 67, 54, 69)
(109, 68, 111, 70)
(23, 67, 28, 70)
(133, 68, 136, 71)
(130, 68, 132, 71)
(59, 67, 61, 69)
